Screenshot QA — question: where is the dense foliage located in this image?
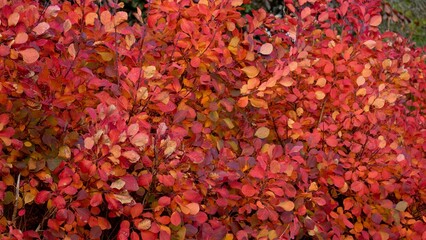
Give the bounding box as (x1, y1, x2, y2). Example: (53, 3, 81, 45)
(0, 0, 425, 239)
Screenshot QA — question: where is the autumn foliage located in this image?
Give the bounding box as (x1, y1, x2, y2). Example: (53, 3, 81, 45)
(0, 0, 425, 239)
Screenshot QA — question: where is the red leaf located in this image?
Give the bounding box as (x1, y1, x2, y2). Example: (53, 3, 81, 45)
(257, 208, 269, 220)
(350, 181, 364, 192)
(158, 174, 175, 187)
(180, 19, 193, 35)
(330, 175, 345, 188)
(158, 196, 171, 206)
(241, 184, 256, 197)
(122, 175, 139, 191)
(186, 150, 204, 164)
(249, 165, 265, 179)
(131, 203, 144, 219)
(312, 197, 326, 206)
(90, 192, 103, 207)
(301, 7, 311, 19)
(56, 209, 68, 221)
(0, 45, 10, 57)
(170, 212, 181, 226)
(35, 191, 51, 204)
(325, 135, 338, 147)
(137, 173, 153, 187)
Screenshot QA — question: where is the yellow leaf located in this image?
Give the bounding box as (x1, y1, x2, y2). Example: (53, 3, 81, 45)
(137, 219, 151, 230)
(280, 77, 294, 87)
(224, 233, 234, 240)
(356, 88, 366, 96)
(361, 68, 371, 78)
(255, 127, 270, 139)
(373, 98, 385, 109)
(315, 90, 325, 100)
(247, 78, 260, 90)
(98, 52, 114, 62)
(249, 98, 268, 109)
(164, 140, 177, 157)
(143, 66, 156, 79)
(85, 12, 98, 26)
(241, 66, 259, 78)
(356, 76, 365, 86)
(395, 201, 408, 212)
(315, 77, 326, 87)
(289, 61, 298, 71)
(58, 146, 71, 159)
(111, 179, 125, 190)
(382, 59, 392, 69)
(113, 11, 128, 26)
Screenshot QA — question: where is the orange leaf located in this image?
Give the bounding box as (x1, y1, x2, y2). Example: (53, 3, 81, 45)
(289, 62, 298, 71)
(280, 77, 294, 87)
(247, 78, 260, 90)
(186, 203, 200, 215)
(354, 222, 363, 233)
(237, 96, 248, 108)
(278, 201, 295, 211)
(249, 98, 268, 109)
(231, 0, 243, 6)
(85, 12, 98, 26)
(241, 66, 259, 78)
(259, 43, 273, 55)
(369, 15, 382, 27)
(19, 48, 39, 64)
(363, 40, 376, 49)
(113, 11, 128, 26)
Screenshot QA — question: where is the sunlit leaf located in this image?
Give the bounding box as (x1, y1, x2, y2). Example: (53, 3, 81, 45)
(255, 127, 270, 139)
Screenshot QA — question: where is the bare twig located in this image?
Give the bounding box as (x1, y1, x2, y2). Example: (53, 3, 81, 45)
(11, 173, 21, 227)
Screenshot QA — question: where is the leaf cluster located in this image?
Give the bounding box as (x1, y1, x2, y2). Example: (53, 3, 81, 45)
(0, 0, 425, 239)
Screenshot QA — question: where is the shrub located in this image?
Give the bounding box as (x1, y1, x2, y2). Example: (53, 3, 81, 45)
(0, 0, 425, 239)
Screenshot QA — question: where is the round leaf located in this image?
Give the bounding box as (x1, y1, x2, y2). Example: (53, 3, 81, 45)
(255, 127, 270, 139)
(259, 43, 273, 55)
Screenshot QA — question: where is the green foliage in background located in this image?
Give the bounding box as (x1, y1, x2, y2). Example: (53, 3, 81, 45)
(381, 0, 426, 47)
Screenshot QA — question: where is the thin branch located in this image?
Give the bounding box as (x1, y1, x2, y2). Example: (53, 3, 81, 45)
(11, 173, 21, 227)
